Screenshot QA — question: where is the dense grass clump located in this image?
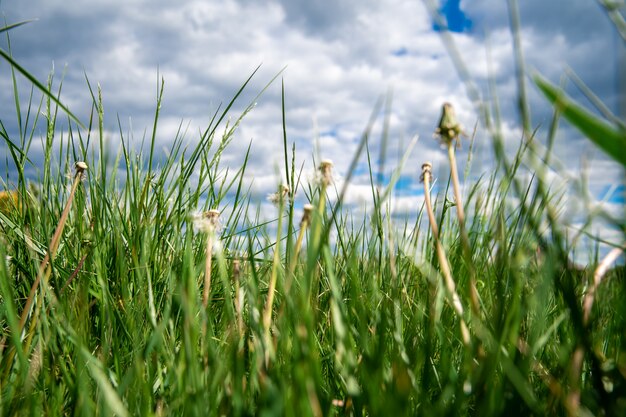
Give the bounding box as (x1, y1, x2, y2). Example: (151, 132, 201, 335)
(1, 11, 626, 417)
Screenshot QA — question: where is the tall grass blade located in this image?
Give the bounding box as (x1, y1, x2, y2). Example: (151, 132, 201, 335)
(0, 20, 34, 34)
(0, 48, 84, 129)
(534, 74, 626, 167)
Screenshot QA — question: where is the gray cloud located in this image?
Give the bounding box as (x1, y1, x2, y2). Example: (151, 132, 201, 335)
(467, 0, 613, 42)
(0, 0, 623, 256)
(272, 0, 376, 36)
(464, 0, 621, 108)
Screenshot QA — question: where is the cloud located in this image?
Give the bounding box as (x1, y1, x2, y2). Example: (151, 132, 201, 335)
(0, 0, 623, 261)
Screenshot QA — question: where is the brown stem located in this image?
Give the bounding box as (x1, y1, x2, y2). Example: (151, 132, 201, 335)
(447, 143, 481, 316)
(583, 243, 625, 325)
(2, 162, 87, 386)
(422, 162, 470, 346)
(232, 259, 244, 335)
(203, 233, 214, 308)
(19, 162, 87, 331)
(567, 243, 625, 416)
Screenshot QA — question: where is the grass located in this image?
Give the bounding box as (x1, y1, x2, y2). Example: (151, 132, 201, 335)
(1, 5, 626, 417)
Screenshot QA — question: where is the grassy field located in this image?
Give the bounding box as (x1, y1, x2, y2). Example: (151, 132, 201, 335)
(1, 8, 626, 417)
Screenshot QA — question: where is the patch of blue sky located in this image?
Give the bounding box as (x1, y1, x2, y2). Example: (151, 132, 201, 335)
(602, 183, 625, 204)
(350, 166, 420, 195)
(392, 47, 409, 57)
(393, 175, 417, 193)
(352, 164, 371, 178)
(432, 0, 472, 33)
(319, 127, 338, 138)
(375, 172, 422, 194)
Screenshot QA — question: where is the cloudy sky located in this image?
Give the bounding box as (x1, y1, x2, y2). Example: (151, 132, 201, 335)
(0, 0, 624, 260)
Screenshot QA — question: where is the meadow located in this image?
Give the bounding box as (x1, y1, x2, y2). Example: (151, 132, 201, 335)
(1, 7, 626, 417)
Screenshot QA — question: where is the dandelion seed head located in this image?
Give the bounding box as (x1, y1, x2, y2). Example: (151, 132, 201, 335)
(266, 194, 279, 204)
(300, 203, 314, 226)
(434, 102, 463, 146)
(318, 159, 334, 186)
(420, 162, 433, 183)
(191, 209, 221, 233)
(75, 161, 88, 172)
(266, 184, 290, 205)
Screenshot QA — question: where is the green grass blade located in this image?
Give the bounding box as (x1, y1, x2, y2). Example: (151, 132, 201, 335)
(0, 20, 35, 34)
(81, 347, 130, 417)
(534, 73, 626, 167)
(0, 48, 85, 129)
(380, 134, 419, 202)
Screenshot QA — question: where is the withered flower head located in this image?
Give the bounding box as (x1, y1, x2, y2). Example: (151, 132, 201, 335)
(420, 161, 433, 183)
(267, 184, 290, 205)
(192, 209, 221, 233)
(318, 159, 334, 186)
(434, 102, 463, 146)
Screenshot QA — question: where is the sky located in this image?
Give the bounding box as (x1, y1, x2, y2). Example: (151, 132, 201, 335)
(0, 0, 624, 262)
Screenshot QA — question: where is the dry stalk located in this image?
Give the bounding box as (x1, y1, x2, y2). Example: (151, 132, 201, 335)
(285, 203, 314, 293)
(566, 243, 626, 416)
(275, 204, 314, 338)
(435, 103, 480, 315)
(262, 183, 298, 365)
(421, 162, 470, 346)
(582, 243, 625, 324)
(1, 162, 87, 385)
(199, 209, 220, 309)
(565, 346, 585, 417)
(307, 159, 333, 310)
(19, 161, 88, 331)
(232, 259, 244, 335)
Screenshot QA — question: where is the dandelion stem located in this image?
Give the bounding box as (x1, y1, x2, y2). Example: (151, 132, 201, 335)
(447, 141, 481, 315)
(262, 192, 285, 360)
(307, 160, 333, 304)
(19, 162, 87, 332)
(567, 243, 626, 416)
(582, 243, 625, 325)
(285, 204, 313, 294)
(2, 162, 87, 385)
(199, 209, 220, 309)
(203, 233, 214, 309)
(276, 204, 313, 337)
(421, 162, 470, 346)
(447, 143, 465, 224)
(232, 259, 244, 335)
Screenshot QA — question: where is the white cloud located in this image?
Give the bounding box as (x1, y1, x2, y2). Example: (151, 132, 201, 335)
(1, 0, 622, 263)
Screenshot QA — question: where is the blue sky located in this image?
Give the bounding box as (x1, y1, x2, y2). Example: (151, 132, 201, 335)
(434, 0, 472, 32)
(0, 0, 624, 261)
